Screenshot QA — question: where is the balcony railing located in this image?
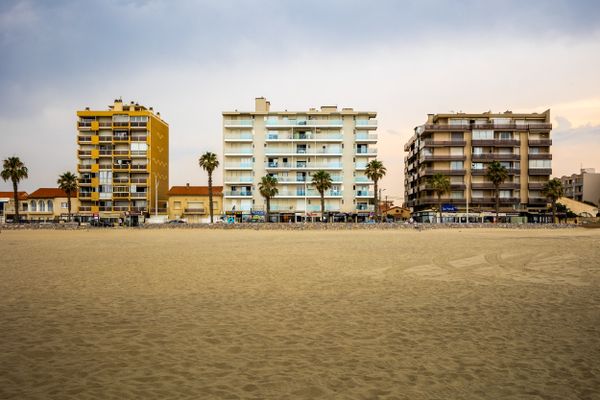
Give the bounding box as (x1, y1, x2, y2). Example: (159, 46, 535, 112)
(78, 150, 92, 156)
(529, 168, 552, 175)
(77, 135, 92, 142)
(423, 123, 552, 131)
(224, 133, 253, 140)
(113, 135, 129, 141)
(356, 133, 378, 141)
(528, 153, 552, 160)
(528, 139, 552, 146)
(78, 178, 92, 184)
(130, 192, 148, 198)
(422, 140, 467, 147)
(223, 119, 254, 127)
(130, 122, 147, 128)
(130, 178, 147, 184)
(356, 148, 377, 155)
(131, 135, 147, 141)
(113, 177, 130, 183)
(224, 176, 253, 183)
(184, 208, 206, 214)
(472, 153, 520, 161)
(420, 155, 466, 161)
(471, 168, 520, 175)
(224, 149, 253, 154)
(527, 182, 545, 190)
(355, 120, 377, 127)
(78, 164, 92, 171)
(471, 182, 520, 189)
(99, 136, 113, 142)
(264, 149, 342, 155)
(113, 164, 130, 170)
(113, 150, 130, 156)
(224, 191, 252, 196)
(224, 163, 253, 169)
(113, 193, 130, 198)
(78, 192, 92, 199)
(265, 119, 343, 127)
(471, 139, 520, 146)
(266, 162, 343, 169)
(266, 133, 344, 141)
(355, 191, 374, 197)
(79, 206, 92, 212)
(131, 165, 148, 170)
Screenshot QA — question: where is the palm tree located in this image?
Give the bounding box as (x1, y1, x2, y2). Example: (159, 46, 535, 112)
(258, 175, 278, 222)
(542, 178, 564, 224)
(1, 157, 28, 223)
(57, 171, 78, 221)
(365, 159, 387, 221)
(428, 173, 451, 223)
(485, 161, 509, 222)
(312, 170, 333, 222)
(198, 152, 219, 223)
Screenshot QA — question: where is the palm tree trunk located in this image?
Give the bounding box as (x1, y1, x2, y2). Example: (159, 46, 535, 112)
(320, 192, 325, 223)
(265, 197, 270, 223)
(373, 180, 378, 222)
(552, 199, 556, 224)
(438, 193, 442, 224)
(208, 172, 214, 223)
(495, 186, 500, 222)
(67, 193, 72, 222)
(12, 179, 19, 223)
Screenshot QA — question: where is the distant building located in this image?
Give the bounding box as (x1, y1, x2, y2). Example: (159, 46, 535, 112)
(25, 188, 80, 222)
(167, 185, 223, 223)
(0, 191, 28, 223)
(222, 97, 378, 222)
(76, 99, 169, 224)
(404, 110, 553, 222)
(560, 168, 600, 206)
(382, 206, 411, 221)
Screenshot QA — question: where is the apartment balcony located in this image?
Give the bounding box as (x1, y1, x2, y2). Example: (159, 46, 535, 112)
(224, 133, 253, 142)
(79, 206, 92, 212)
(306, 204, 341, 212)
(471, 182, 521, 190)
(224, 163, 253, 170)
(113, 150, 130, 156)
(420, 155, 466, 162)
(419, 169, 466, 177)
(355, 163, 368, 170)
(78, 150, 92, 157)
(423, 123, 552, 131)
(265, 133, 343, 142)
(528, 139, 552, 146)
(131, 150, 147, 157)
(529, 168, 552, 176)
(77, 135, 92, 143)
(471, 139, 520, 147)
(355, 120, 377, 129)
(130, 165, 148, 171)
(77, 121, 92, 129)
(99, 136, 113, 143)
(528, 197, 549, 206)
(78, 178, 92, 185)
(224, 176, 254, 184)
(354, 176, 373, 183)
(528, 153, 552, 160)
(355, 148, 377, 156)
(78, 192, 92, 200)
(130, 121, 147, 129)
(113, 206, 129, 212)
(131, 135, 148, 142)
(265, 162, 343, 170)
(99, 150, 112, 156)
(355, 133, 378, 142)
(184, 208, 206, 214)
(113, 135, 130, 142)
(470, 197, 520, 205)
(265, 119, 343, 128)
(113, 192, 130, 199)
(223, 119, 254, 128)
(131, 206, 147, 212)
(224, 149, 253, 156)
(78, 164, 92, 172)
(356, 204, 375, 212)
(113, 177, 130, 184)
(355, 190, 374, 197)
(224, 191, 252, 197)
(130, 192, 148, 199)
(112, 164, 130, 171)
(277, 190, 342, 198)
(265, 149, 343, 156)
(422, 139, 467, 147)
(528, 182, 545, 190)
(130, 178, 148, 185)
(472, 153, 520, 161)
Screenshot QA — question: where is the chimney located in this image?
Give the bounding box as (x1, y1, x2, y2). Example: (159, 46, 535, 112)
(186, 183, 190, 188)
(255, 97, 270, 113)
(113, 98, 123, 112)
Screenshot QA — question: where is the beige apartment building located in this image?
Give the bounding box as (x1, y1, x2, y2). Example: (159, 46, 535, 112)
(560, 168, 600, 206)
(404, 110, 553, 222)
(222, 98, 378, 221)
(76, 99, 169, 224)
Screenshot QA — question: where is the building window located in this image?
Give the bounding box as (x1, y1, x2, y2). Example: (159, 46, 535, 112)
(451, 191, 463, 199)
(472, 163, 484, 170)
(174, 201, 182, 209)
(472, 130, 493, 140)
(61, 202, 68, 209)
(31, 201, 37, 211)
(450, 161, 464, 170)
(499, 190, 511, 198)
(47, 200, 53, 212)
(473, 147, 483, 155)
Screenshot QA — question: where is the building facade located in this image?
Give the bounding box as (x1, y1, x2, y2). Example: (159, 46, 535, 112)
(404, 111, 553, 222)
(76, 99, 169, 223)
(0, 191, 28, 223)
(222, 98, 378, 221)
(560, 168, 600, 206)
(25, 188, 80, 221)
(167, 185, 223, 223)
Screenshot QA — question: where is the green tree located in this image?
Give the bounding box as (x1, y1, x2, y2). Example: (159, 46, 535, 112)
(428, 173, 451, 223)
(365, 159, 387, 221)
(57, 171, 78, 222)
(1, 157, 28, 223)
(311, 170, 333, 222)
(258, 175, 278, 223)
(485, 161, 509, 221)
(198, 152, 220, 223)
(542, 178, 564, 223)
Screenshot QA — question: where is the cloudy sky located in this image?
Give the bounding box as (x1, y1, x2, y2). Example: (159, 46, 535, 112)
(1, 0, 599, 201)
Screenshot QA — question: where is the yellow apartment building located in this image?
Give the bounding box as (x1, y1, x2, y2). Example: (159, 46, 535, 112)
(404, 110, 552, 222)
(76, 99, 169, 224)
(167, 185, 223, 223)
(25, 188, 80, 222)
(223, 97, 378, 222)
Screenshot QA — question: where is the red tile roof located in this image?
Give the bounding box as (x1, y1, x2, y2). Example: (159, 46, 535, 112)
(168, 186, 223, 196)
(28, 188, 71, 199)
(0, 191, 28, 200)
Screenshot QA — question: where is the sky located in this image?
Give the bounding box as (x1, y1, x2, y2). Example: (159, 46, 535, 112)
(1, 0, 599, 203)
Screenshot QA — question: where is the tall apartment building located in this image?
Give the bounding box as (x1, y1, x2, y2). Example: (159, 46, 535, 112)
(222, 98, 378, 221)
(560, 168, 600, 206)
(404, 110, 552, 222)
(76, 99, 169, 223)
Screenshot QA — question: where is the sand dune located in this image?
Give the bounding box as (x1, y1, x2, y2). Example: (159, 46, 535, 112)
(0, 228, 599, 399)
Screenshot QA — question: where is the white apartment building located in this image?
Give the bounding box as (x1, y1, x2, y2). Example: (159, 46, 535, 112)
(222, 98, 378, 221)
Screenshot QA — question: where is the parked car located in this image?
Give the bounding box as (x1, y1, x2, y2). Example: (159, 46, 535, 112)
(167, 219, 186, 224)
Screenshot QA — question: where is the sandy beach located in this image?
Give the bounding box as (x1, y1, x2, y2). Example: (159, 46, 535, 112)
(0, 228, 599, 399)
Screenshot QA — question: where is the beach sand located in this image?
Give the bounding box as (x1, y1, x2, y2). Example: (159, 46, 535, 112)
(0, 228, 599, 399)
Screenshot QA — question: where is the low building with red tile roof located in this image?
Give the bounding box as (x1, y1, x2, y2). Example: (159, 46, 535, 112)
(0, 191, 28, 222)
(25, 188, 80, 221)
(167, 184, 223, 223)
